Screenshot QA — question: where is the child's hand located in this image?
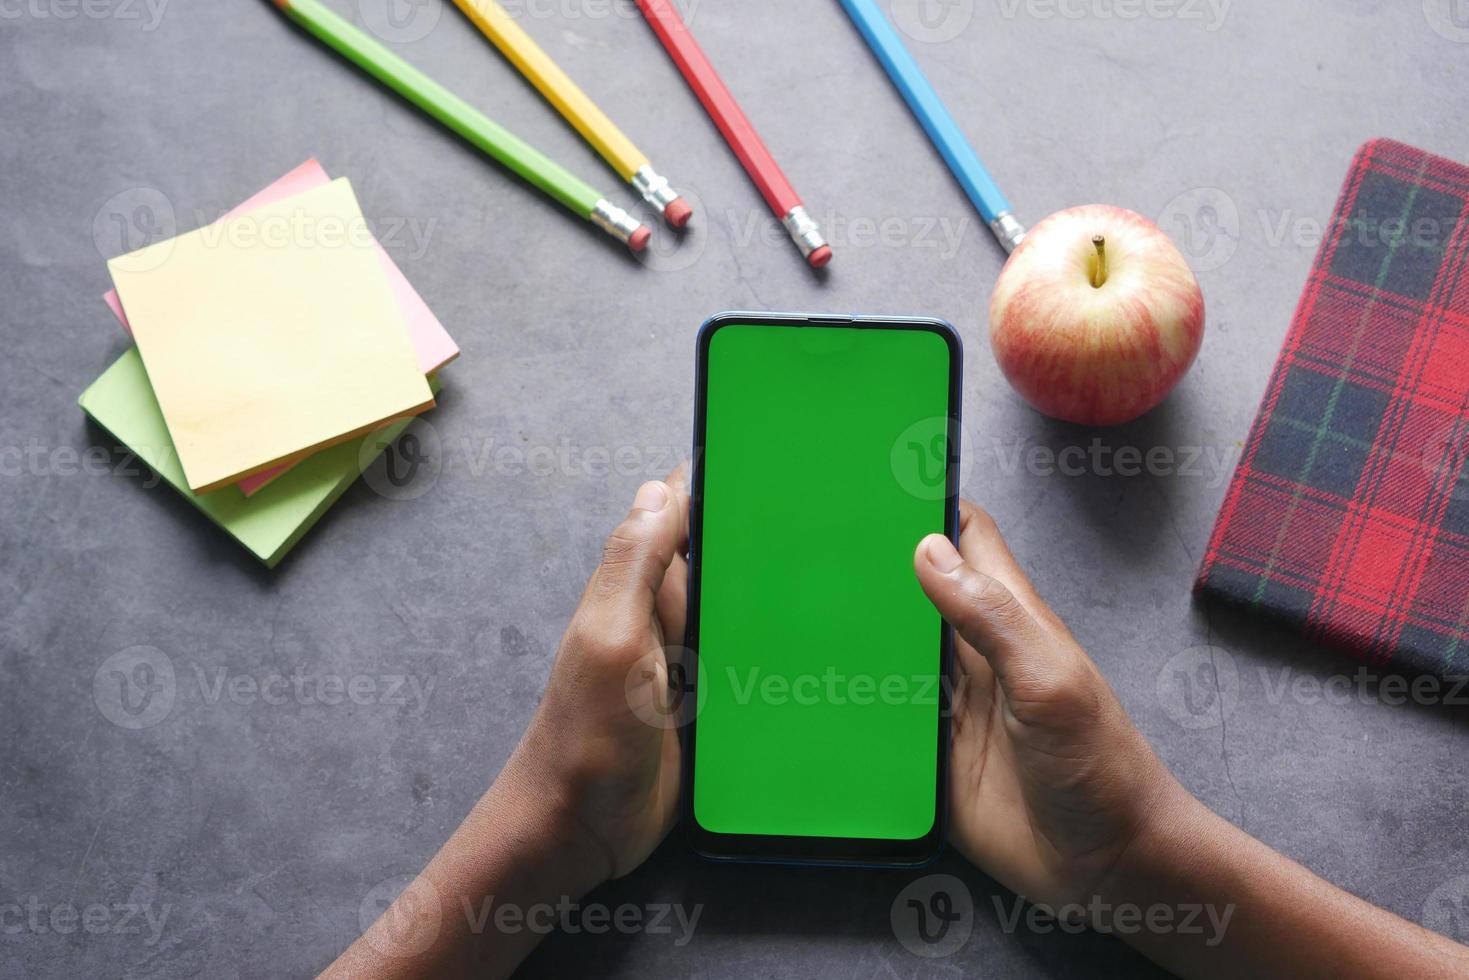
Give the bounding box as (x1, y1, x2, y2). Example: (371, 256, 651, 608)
(913, 501, 1180, 911)
(331, 490, 1469, 980)
(501, 468, 691, 885)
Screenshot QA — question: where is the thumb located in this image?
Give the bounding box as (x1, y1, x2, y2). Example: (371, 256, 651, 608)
(914, 534, 1079, 704)
(577, 481, 687, 640)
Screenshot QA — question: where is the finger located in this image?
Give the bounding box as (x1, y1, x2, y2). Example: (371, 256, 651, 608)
(955, 501, 1072, 640)
(656, 556, 689, 647)
(656, 472, 691, 643)
(914, 534, 1080, 703)
(664, 459, 691, 496)
(663, 463, 691, 549)
(575, 481, 685, 643)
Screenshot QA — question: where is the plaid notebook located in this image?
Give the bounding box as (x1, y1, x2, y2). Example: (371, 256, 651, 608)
(1198, 139, 1469, 677)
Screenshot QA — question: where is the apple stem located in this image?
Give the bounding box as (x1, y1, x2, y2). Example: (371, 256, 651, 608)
(1090, 235, 1108, 288)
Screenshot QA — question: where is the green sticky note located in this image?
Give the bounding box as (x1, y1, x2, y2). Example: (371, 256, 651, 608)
(79, 347, 436, 568)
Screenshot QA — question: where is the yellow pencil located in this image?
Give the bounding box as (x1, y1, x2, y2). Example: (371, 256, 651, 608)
(451, 0, 692, 228)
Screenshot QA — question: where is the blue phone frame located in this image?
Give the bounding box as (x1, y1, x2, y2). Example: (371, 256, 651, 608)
(677, 311, 963, 868)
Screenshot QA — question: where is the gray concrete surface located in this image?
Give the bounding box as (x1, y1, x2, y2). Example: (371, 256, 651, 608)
(3, 1, 1468, 977)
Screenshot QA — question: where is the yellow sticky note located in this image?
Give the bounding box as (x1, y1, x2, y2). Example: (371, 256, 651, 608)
(107, 178, 435, 493)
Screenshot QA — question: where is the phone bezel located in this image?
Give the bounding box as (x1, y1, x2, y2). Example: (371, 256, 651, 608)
(679, 311, 962, 868)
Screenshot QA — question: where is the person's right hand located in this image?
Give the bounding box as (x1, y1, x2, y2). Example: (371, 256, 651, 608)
(913, 501, 1186, 911)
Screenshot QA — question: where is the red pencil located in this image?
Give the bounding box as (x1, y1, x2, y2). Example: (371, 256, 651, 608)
(635, 0, 831, 268)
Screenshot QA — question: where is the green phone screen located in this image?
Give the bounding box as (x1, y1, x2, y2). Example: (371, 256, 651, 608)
(693, 322, 953, 841)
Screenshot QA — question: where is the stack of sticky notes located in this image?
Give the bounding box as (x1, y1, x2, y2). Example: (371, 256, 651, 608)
(84, 161, 458, 567)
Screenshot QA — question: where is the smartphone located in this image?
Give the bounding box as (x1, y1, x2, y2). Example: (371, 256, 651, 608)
(680, 312, 961, 867)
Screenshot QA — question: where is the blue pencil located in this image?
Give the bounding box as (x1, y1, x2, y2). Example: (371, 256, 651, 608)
(839, 0, 1026, 253)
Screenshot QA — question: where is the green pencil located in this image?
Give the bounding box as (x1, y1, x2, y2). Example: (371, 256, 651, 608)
(271, 0, 651, 251)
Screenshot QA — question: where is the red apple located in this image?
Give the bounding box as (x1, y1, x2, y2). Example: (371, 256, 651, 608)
(989, 204, 1205, 426)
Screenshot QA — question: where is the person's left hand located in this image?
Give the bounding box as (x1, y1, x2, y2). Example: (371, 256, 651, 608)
(498, 465, 691, 885)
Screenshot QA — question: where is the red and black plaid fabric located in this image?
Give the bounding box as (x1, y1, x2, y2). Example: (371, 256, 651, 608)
(1198, 139, 1469, 677)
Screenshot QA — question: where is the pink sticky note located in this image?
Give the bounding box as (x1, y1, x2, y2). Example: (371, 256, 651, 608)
(104, 159, 458, 495)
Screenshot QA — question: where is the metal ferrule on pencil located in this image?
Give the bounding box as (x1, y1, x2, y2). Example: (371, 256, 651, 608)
(631, 164, 681, 214)
(989, 211, 1027, 254)
(781, 206, 828, 261)
(590, 199, 644, 244)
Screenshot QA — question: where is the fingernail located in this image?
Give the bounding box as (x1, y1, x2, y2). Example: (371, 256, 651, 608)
(924, 535, 964, 574)
(632, 481, 669, 513)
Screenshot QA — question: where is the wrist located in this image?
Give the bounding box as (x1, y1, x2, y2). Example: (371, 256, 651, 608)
(472, 745, 613, 900)
(1094, 773, 1224, 912)
(342, 752, 611, 976)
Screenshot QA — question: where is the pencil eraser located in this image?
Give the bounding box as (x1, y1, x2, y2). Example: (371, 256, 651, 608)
(664, 197, 693, 229)
(629, 225, 652, 252)
(807, 245, 833, 269)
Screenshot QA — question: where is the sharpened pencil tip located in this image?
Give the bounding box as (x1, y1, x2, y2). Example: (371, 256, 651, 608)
(664, 197, 693, 229)
(807, 245, 833, 269)
(629, 226, 652, 252)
